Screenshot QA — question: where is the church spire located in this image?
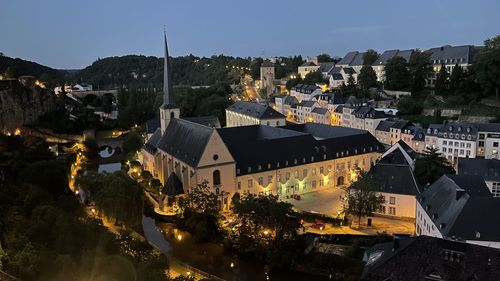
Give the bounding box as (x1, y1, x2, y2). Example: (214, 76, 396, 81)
(162, 30, 174, 106)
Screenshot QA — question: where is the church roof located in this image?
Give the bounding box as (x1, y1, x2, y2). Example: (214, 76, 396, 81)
(183, 116, 221, 128)
(156, 118, 214, 168)
(162, 172, 184, 195)
(143, 128, 162, 154)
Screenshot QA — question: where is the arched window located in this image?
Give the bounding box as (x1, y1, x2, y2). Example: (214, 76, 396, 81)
(337, 176, 344, 186)
(170, 112, 175, 119)
(213, 170, 221, 186)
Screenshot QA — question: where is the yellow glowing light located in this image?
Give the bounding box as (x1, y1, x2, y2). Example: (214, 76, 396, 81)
(177, 234, 183, 241)
(263, 230, 269, 235)
(91, 208, 96, 214)
(230, 262, 234, 268)
(14, 128, 21, 136)
(186, 272, 191, 276)
(75, 190, 79, 195)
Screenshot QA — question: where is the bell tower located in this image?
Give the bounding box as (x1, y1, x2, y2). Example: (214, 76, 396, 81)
(160, 30, 180, 134)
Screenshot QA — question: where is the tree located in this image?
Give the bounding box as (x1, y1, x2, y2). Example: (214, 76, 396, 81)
(184, 180, 220, 216)
(317, 54, 334, 62)
(358, 65, 377, 90)
(231, 193, 300, 270)
(435, 63, 449, 95)
(344, 172, 385, 227)
(475, 35, 500, 98)
(286, 76, 302, 90)
(4, 66, 15, 78)
(363, 49, 379, 65)
(409, 50, 431, 93)
(88, 172, 144, 228)
(397, 96, 423, 115)
(123, 131, 144, 157)
(415, 147, 455, 186)
(23, 160, 69, 198)
(302, 70, 327, 85)
(384, 56, 410, 90)
(449, 64, 464, 93)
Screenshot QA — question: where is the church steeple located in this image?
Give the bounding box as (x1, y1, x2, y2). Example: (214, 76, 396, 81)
(159, 30, 180, 134)
(162, 30, 174, 106)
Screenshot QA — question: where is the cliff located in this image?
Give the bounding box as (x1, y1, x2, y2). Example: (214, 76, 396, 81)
(0, 79, 56, 133)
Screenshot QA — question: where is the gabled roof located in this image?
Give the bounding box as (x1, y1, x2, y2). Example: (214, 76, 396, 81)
(297, 100, 317, 108)
(299, 61, 318, 67)
(457, 158, 500, 182)
(156, 118, 214, 167)
(362, 236, 500, 281)
(162, 172, 184, 195)
(379, 140, 416, 166)
(311, 107, 329, 115)
(183, 116, 221, 128)
(372, 49, 414, 66)
(338, 51, 365, 66)
(227, 101, 285, 119)
(318, 62, 336, 73)
(418, 174, 498, 241)
(426, 45, 477, 65)
(365, 164, 420, 196)
(376, 120, 396, 132)
(143, 128, 162, 154)
(476, 122, 500, 133)
(390, 120, 411, 130)
(342, 67, 356, 75)
(328, 92, 344, 104)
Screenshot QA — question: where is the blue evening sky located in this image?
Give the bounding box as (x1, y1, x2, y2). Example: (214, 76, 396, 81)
(1, 0, 498, 69)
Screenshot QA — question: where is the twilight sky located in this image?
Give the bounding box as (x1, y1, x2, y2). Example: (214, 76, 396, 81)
(1, 0, 499, 69)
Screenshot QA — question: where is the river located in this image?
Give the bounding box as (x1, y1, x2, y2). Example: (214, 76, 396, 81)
(142, 217, 328, 281)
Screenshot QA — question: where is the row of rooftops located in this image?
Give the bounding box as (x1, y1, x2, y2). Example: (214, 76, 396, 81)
(301, 45, 478, 71)
(375, 119, 500, 142)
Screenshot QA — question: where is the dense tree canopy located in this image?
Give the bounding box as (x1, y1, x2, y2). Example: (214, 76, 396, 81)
(474, 35, 500, 98)
(384, 56, 411, 90)
(363, 49, 379, 65)
(415, 147, 455, 186)
(358, 65, 378, 90)
(345, 172, 385, 227)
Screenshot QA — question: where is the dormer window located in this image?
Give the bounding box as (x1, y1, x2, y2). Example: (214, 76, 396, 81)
(434, 129, 438, 134)
(466, 127, 471, 132)
(444, 133, 448, 138)
(458, 126, 462, 132)
(461, 134, 465, 140)
(455, 133, 459, 139)
(449, 126, 453, 131)
(427, 128, 432, 133)
(467, 135, 471, 140)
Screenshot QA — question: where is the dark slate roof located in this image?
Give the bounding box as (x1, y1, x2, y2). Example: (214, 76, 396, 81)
(372, 49, 414, 66)
(342, 67, 356, 75)
(412, 127, 426, 141)
(476, 122, 500, 133)
(378, 140, 416, 166)
(327, 66, 342, 75)
(283, 96, 299, 105)
(438, 122, 478, 140)
(318, 62, 336, 73)
(299, 61, 318, 67)
(162, 172, 184, 195)
(426, 45, 477, 65)
(457, 158, 500, 182)
(218, 123, 383, 176)
(418, 175, 497, 240)
(334, 105, 344, 113)
(311, 107, 329, 115)
(329, 92, 344, 104)
(364, 164, 420, 195)
(183, 116, 221, 128)
(337, 51, 359, 65)
(390, 120, 411, 130)
(297, 100, 317, 108)
(353, 106, 388, 119)
(291, 84, 320, 94)
(156, 118, 214, 167)
(143, 128, 162, 154)
(350, 52, 365, 66)
(145, 118, 160, 134)
(426, 123, 443, 136)
(362, 236, 500, 281)
(376, 120, 396, 132)
(226, 101, 285, 119)
(344, 95, 363, 106)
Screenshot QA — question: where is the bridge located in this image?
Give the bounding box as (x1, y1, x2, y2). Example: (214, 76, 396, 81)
(70, 89, 118, 102)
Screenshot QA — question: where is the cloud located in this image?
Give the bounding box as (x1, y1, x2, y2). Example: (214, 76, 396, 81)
(329, 26, 387, 34)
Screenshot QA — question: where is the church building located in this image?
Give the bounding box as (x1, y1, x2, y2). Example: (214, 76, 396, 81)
(141, 33, 384, 211)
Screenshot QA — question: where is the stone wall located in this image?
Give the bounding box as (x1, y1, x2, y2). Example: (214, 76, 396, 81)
(0, 79, 56, 133)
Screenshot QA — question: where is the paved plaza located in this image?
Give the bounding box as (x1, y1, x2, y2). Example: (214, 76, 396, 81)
(284, 188, 415, 236)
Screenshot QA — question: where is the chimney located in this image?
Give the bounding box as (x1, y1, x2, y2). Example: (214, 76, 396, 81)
(393, 236, 400, 251)
(456, 189, 465, 200)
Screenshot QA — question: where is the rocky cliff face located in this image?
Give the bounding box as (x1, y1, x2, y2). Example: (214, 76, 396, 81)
(0, 79, 56, 133)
